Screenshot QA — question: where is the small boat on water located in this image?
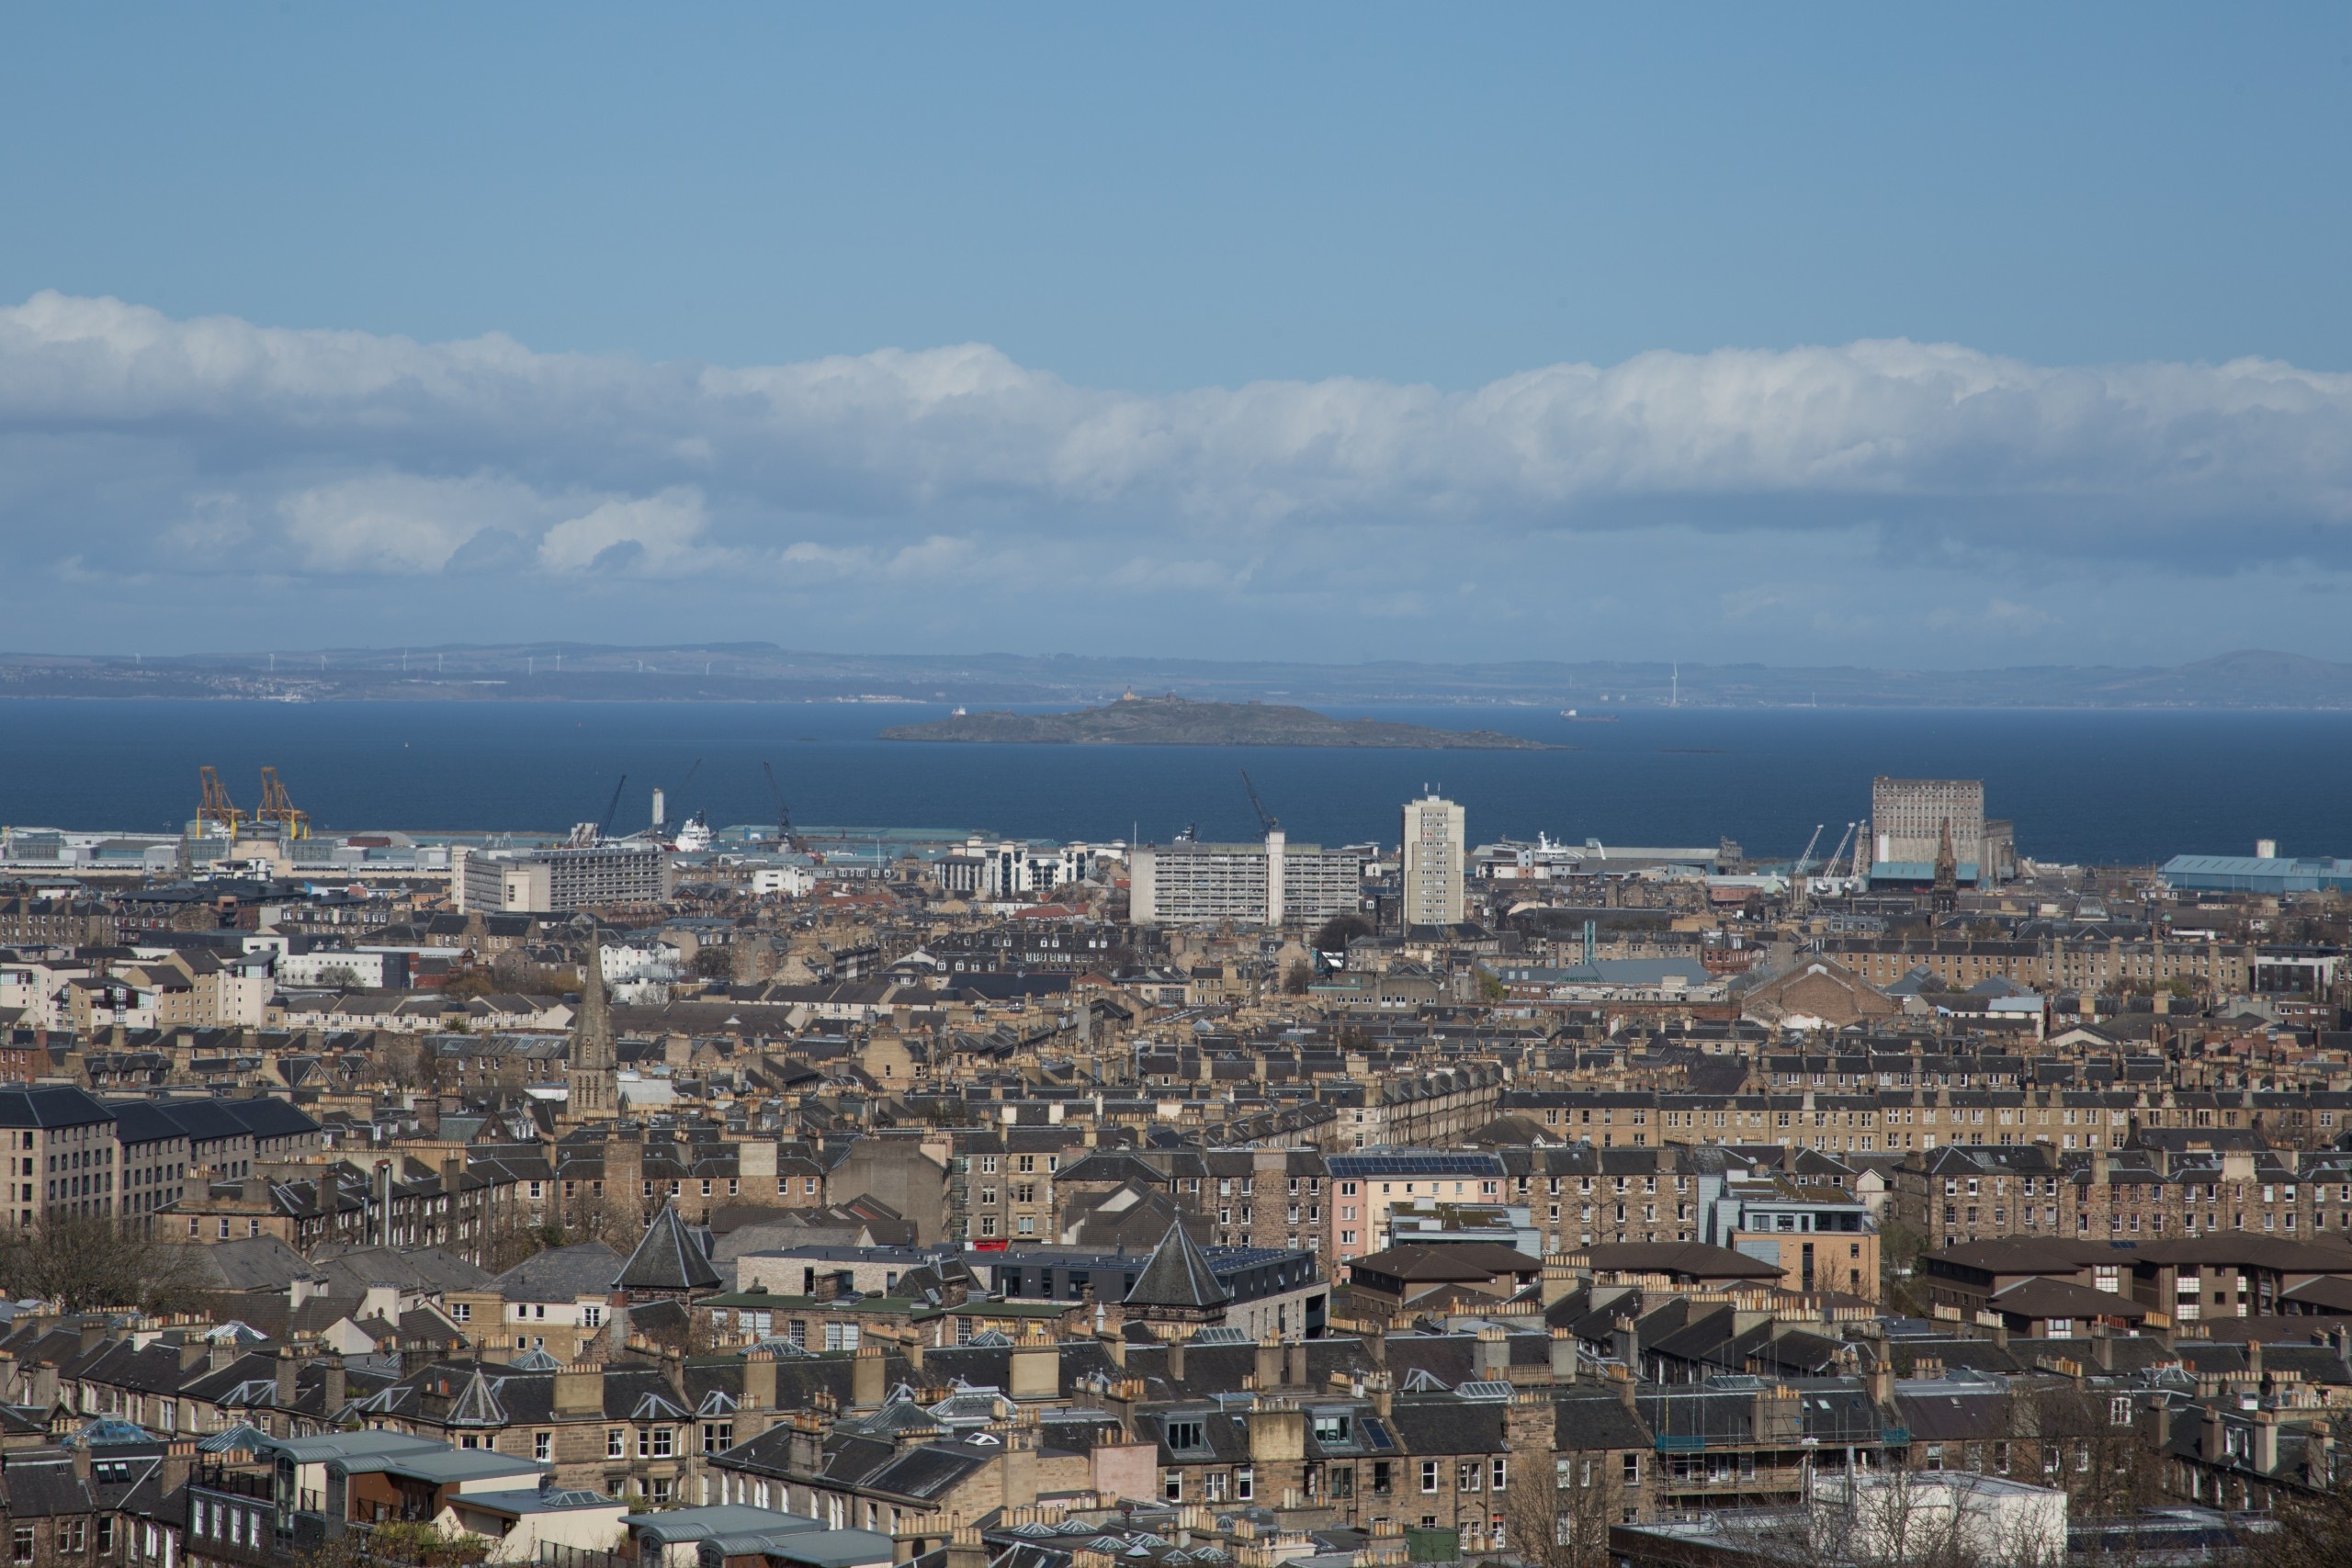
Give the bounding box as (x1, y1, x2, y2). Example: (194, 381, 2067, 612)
(1560, 709, 1619, 723)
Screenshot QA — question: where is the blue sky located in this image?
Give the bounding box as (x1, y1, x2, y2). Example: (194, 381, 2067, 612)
(3, 5, 2350, 667)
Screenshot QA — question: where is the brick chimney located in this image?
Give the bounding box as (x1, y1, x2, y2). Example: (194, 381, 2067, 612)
(852, 1343, 888, 1410)
(943, 1525, 987, 1568)
(553, 1360, 605, 1416)
(742, 1350, 777, 1412)
(1474, 1325, 1510, 1382)
(1611, 1315, 1639, 1375)
(1254, 1336, 1283, 1391)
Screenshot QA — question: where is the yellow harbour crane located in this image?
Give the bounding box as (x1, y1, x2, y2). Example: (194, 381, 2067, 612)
(197, 766, 245, 830)
(257, 766, 311, 838)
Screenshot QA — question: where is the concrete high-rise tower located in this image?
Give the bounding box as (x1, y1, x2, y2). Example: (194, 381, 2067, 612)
(1401, 791, 1466, 930)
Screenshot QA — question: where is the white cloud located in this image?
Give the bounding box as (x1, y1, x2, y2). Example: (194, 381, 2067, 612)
(536, 489, 718, 576)
(278, 472, 555, 575)
(6, 290, 2352, 615)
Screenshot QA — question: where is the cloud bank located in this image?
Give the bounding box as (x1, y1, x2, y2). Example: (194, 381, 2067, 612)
(4, 289, 2351, 656)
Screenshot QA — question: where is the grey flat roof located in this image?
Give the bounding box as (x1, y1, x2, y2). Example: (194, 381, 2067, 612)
(625, 1506, 825, 1542)
(330, 1450, 544, 1483)
(451, 1489, 624, 1517)
(262, 1431, 448, 1464)
(708, 1529, 892, 1568)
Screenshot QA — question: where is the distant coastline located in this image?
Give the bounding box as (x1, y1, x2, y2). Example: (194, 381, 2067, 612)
(4, 645, 2352, 709)
(878, 694, 1555, 750)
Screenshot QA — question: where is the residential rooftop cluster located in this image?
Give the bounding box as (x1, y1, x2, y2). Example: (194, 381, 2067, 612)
(1, 775, 2350, 1568)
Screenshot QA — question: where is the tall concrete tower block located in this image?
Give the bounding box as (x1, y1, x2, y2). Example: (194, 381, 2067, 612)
(1400, 793, 1466, 930)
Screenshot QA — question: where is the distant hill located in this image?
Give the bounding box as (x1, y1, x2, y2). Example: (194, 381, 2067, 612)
(2078, 650, 2352, 707)
(5, 644, 2352, 708)
(879, 694, 1555, 749)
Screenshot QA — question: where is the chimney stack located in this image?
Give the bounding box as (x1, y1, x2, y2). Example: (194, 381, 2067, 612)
(553, 1360, 606, 1415)
(853, 1343, 888, 1410)
(1612, 1315, 1639, 1376)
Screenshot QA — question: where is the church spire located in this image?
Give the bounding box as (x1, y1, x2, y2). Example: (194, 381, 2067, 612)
(569, 939, 617, 1119)
(1931, 818, 1958, 915)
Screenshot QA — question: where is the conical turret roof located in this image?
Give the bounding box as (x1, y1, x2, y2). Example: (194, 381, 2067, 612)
(615, 1201, 721, 1293)
(1123, 1219, 1229, 1311)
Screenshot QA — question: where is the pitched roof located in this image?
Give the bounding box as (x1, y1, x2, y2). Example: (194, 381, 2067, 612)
(1123, 1221, 1229, 1311)
(1350, 1244, 1541, 1283)
(616, 1203, 722, 1293)
(494, 1242, 624, 1303)
(1988, 1277, 2147, 1321)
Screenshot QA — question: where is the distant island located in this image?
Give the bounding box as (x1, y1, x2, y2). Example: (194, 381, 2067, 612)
(879, 694, 1555, 749)
(6, 643, 2352, 709)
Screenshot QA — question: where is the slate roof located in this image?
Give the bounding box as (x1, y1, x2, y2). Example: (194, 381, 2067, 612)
(1989, 1277, 2147, 1322)
(495, 1242, 625, 1304)
(1351, 1244, 1540, 1283)
(616, 1204, 723, 1294)
(1124, 1221, 1230, 1311)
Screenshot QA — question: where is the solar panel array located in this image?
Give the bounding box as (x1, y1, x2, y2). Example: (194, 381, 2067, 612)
(1329, 1153, 1503, 1177)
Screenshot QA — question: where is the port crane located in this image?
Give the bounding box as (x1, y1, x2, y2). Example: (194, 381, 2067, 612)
(1792, 823, 1824, 877)
(571, 774, 628, 845)
(1239, 770, 1279, 836)
(599, 774, 628, 840)
(762, 761, 807, 852)
(198, 766, 244, 830)
(1817, 821, 1856, 880)
(256, 767, 310, 838)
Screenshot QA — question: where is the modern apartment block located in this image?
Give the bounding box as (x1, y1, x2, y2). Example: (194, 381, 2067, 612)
(1128, 833, 1363, 927)
(454, 842, 673, 913)
(1400, 792, 1465, 928)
